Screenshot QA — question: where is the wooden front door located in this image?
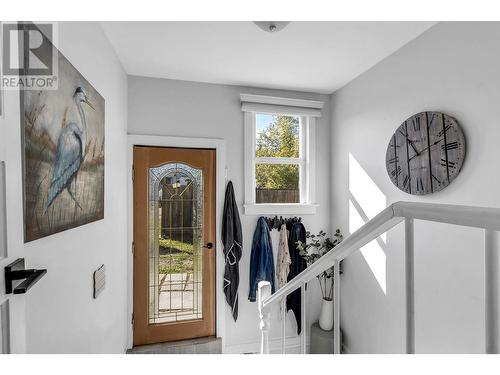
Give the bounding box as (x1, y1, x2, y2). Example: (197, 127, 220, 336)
(133, 146, 216, 346)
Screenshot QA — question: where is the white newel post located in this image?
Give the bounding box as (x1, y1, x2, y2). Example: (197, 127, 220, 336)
(333, 258, 341, 354)
(405, 218, 415, 354)
(258, 281, 272, 354)
(281, 297, 286, 354)
(485, 229, 500, 354)
(301, 282, 307, 354)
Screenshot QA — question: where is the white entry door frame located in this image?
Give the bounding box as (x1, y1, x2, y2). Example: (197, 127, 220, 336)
(126, 134, 227, 351)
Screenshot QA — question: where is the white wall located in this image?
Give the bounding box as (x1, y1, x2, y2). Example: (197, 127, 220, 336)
(128, 76, 331, 351)
(2, 22, 129, 353)
(331, 22, 500, 353)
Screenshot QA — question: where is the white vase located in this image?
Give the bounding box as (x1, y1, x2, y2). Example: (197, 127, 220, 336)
(319, 298, 334, 331)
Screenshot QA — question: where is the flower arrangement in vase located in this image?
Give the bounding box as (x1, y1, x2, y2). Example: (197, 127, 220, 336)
(296, 229, 343, 331)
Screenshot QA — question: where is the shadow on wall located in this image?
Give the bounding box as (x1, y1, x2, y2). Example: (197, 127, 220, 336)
(348, 153, 387, 294)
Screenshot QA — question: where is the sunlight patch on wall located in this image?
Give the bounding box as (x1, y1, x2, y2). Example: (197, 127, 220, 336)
(348, 153, 387, 294)
(348, 199, 364, 233)
(349, 153, 386, 242)
(360, 241, 387, 295)
(349, 201, 387, 294)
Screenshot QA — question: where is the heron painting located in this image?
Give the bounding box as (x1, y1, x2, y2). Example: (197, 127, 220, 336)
(22, 48, 105, 242)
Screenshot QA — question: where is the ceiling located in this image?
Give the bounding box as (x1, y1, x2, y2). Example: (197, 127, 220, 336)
(101, 21, 436, 94)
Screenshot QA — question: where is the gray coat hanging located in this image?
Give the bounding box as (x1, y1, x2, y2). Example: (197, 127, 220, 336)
(222, 181, 242, 321)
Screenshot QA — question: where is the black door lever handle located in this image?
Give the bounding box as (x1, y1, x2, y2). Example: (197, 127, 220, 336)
(4, 258, 47, 294)
(203, 242, 213, 249)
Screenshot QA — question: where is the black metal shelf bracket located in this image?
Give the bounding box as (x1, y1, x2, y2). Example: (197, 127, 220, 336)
(4, 258, 47, 295)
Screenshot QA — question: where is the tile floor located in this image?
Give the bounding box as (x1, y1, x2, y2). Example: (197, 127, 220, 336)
(127, 336, 222, 354)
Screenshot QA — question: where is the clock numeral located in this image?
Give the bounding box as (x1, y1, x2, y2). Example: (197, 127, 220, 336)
(440, 158, 457, 169)
(402, 175, 410, 188)
(398, 129, 407, 138)
(412, 117, 421, 131)
(441, 141, 458, 151)
(388, 156, 399, 164)
(437, 124, 451, 138)
(432, 174, 442, 184)
(416, 178, 424, 192)
(427, 113, 435, 125)
(391, 166, 402, 178)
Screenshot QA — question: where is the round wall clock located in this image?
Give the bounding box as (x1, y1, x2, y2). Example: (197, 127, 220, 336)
(385, 111, 466, 195)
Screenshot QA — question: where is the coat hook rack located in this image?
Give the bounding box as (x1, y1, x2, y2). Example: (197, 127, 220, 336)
(264, 216, 302, 231)
(4, 258, 47, 295)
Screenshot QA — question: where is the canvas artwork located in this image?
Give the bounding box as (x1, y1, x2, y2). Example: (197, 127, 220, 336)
(22, 48, 105, 242)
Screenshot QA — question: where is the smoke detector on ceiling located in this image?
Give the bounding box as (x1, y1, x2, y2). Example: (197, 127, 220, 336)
(254, 21, 290, 33)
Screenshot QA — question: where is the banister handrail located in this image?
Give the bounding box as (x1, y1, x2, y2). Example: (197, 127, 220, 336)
(263, 204, 400, 308)
(257, 201, 500, 354)
(393, 201, 500, 230)
(263, 201, 500, 308)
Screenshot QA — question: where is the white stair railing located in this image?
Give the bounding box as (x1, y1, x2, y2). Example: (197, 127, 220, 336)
(257, 201, 500, 354)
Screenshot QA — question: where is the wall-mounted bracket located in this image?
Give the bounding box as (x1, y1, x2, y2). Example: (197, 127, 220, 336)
(4, 258, 47, 295)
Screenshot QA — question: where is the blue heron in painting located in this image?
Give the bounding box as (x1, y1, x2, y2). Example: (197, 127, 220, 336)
(44, 86, 95, 214)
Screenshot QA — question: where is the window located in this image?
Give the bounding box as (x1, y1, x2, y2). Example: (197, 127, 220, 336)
(255, 113, 301, 204)
(241, 94, 323, 215)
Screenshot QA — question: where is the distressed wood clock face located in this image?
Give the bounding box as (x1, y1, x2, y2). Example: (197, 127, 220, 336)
(386, 111, 466, 195)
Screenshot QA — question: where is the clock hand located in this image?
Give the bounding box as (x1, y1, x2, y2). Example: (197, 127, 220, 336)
(398, 130, 421, 155)
(408, 153, 420, 162)
(407, 139, 420, 155)
(408, 138, 443, 161)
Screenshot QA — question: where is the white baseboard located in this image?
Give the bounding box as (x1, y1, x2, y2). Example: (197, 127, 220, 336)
(341, 343, 351, 354)
(224, 336, 310, 354)
(224, 337, 349, 354)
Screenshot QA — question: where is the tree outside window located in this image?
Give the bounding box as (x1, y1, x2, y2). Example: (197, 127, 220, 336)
(255, 114, 301, 203)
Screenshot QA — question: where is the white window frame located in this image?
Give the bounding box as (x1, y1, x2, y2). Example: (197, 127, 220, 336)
(241, 94, 323, 215)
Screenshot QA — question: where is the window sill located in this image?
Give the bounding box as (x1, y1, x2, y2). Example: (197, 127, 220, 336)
(244, 203, 319, 216)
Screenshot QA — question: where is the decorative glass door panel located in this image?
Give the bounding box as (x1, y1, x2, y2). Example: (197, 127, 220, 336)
(133, 146, 216, 346)
(149, 163, 203, 324)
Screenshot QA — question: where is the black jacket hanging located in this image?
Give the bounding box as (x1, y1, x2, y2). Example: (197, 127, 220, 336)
(222, 181, 242, 321)
(286, 222, 307, 335)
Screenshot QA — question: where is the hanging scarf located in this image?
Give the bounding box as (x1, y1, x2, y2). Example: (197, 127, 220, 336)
(277, 224, 291, 288)
(222, 181, 242, 321)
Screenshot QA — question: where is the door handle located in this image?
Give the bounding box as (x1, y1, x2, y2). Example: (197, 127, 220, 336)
(203, 242, 213, 249)
(4, 258, 47, 294)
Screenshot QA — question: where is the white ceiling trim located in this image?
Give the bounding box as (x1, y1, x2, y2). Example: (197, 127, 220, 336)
(241, 102, 322, 117)
(240, 94, 324, 109)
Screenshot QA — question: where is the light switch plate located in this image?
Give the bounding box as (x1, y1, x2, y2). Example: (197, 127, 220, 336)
(93, 264, 105, 299)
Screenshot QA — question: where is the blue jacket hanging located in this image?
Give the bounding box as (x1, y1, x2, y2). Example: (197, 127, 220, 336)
(248, 217, 276, 302)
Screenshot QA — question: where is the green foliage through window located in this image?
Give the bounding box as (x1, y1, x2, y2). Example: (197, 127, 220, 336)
(255, 115, 300, 191)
